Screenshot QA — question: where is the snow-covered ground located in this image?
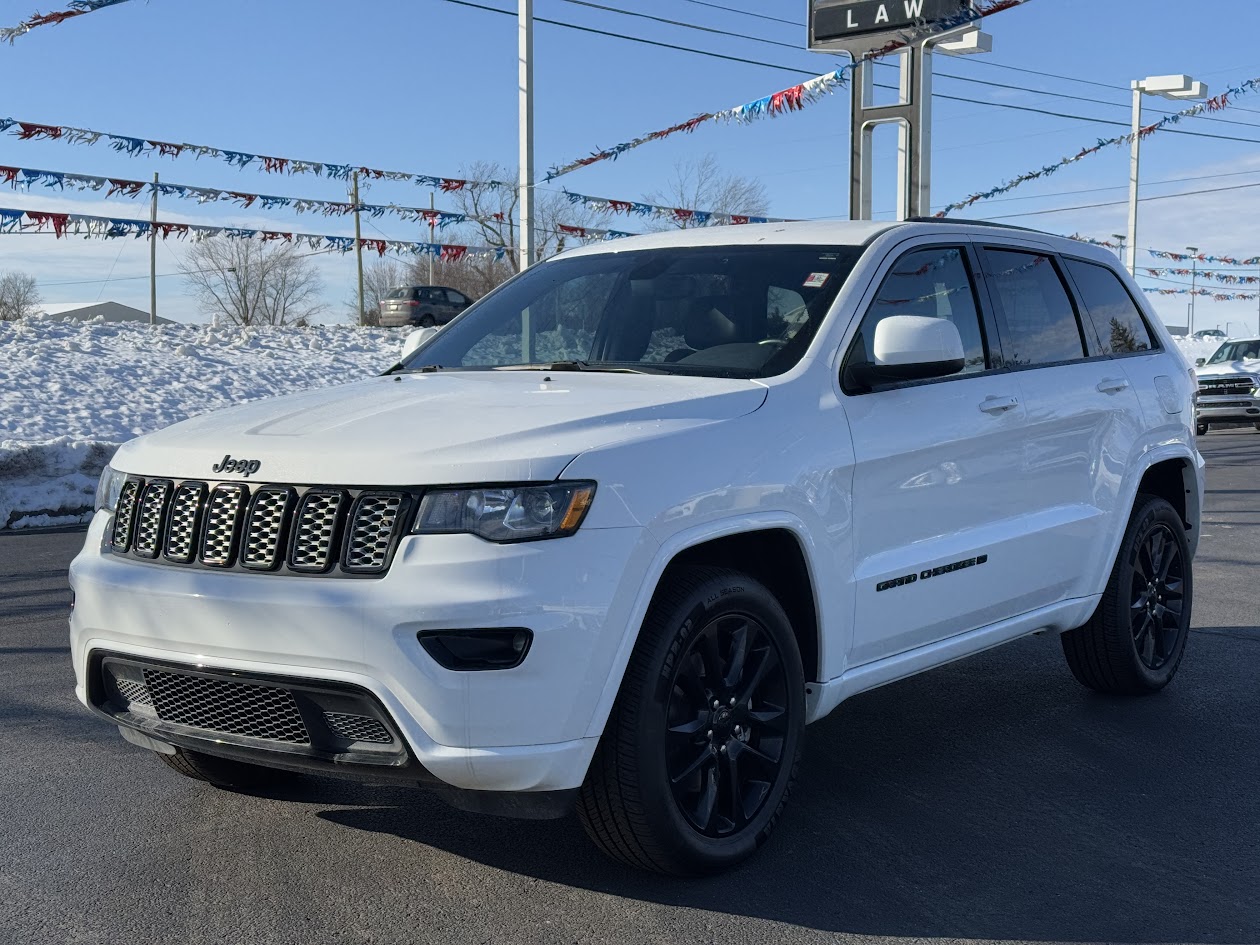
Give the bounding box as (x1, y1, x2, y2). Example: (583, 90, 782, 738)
(0, 317, 406, 529)
(0, 317, 1235, 529)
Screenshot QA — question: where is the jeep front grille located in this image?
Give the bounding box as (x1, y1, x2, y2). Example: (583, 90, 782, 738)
(111, 477, 412, 577)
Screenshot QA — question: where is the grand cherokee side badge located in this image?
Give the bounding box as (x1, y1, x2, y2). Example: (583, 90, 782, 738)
(212, 454, 262, 477)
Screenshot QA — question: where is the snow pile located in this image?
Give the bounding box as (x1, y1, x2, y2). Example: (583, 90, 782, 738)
(1174, 336, 1229, 366)
(0, 317, 408, 529)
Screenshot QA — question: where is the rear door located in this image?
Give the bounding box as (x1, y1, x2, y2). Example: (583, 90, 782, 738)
(843, 242, 1033, 666)
(975, 243, 1144, 606)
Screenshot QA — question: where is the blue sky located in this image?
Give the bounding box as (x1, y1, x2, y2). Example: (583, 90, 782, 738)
(1, 0, 1259, 333)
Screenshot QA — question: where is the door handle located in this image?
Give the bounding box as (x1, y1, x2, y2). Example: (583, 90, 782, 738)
(979, 395, 1020, 415)
(1097, 377, 1131, 394)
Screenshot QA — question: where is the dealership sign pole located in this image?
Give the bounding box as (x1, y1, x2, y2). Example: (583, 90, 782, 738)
(808, 0, 991, 220)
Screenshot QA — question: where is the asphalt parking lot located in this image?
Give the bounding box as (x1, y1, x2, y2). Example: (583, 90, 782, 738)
(1, 432, 1256, 945)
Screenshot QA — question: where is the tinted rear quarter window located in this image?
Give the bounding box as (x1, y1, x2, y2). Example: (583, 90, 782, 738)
(1064, 258, 1156, 355)
(983, 249, 1085, 367)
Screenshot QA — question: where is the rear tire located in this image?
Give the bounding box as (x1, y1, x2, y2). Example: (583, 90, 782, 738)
(1061, 494, 1192, 695)
(1196, 423, 1209, 436)
(158, 747, 299, 791)
(577, 566, 805, 875)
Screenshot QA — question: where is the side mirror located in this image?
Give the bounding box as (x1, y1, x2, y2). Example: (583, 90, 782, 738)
(401, 326, 439, 361)
(1195, 358, 1206, 367)
(866, 315, 966, 383)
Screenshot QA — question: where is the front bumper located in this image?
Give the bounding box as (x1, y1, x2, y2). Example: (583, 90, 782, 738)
(69, 513, 653, 795)
(1196, 394, 1260, 424)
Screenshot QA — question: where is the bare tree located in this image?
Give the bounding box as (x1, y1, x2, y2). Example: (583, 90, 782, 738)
(643, 154, 770, 230)
(442, 161, 615, 277)
(0, 271, 41, 321)
(180, 238, 324, 327)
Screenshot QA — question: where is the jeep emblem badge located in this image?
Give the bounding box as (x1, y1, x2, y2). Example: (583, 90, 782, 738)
(212, 454, 262, 477)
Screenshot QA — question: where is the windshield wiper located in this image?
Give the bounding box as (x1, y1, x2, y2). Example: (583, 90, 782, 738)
(495, 361, 662, 375)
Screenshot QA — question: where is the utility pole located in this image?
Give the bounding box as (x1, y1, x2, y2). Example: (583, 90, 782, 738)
(1187, 246, 1199, 335)
(1126, 85, 1142, 276)
(428, 191, 435, 285)
(518, 0, 535, 270)
(352, 170, 365, 326)
(149, 172, 158, 326)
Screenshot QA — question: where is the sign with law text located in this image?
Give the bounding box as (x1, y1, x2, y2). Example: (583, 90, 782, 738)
(809, 0, 972, 51)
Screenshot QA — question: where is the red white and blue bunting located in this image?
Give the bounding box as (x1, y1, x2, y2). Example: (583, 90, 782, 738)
(0, 116, 513, 192)
(1146, 268, 1260, 286)
(545, 0, 1035, 180)
(1148, 248, 1260, 267)
(1147, 287, 1257, 302)
(0, 205, 509, 260)
(563, 190, 785, 226)
(938, 76, 1260, 217)
(1, 0, 133, 44)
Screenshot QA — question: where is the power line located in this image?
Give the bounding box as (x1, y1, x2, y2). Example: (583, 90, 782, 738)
(678, 0, 800, 28)
(975, 180, 1260, 220)
(440, 0, 1260, 147)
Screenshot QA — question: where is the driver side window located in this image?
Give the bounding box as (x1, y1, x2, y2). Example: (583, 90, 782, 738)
(844, 246, 989, 391)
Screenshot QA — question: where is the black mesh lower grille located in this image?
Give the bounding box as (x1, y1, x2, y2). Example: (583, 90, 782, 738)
(324, 712, 394, 744)
(142, 668, 311, 744)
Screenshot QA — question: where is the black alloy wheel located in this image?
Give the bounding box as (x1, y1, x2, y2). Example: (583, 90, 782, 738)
(665, 612, 790, 838)
(1061, 494, 1192, 694)
(578, 566, 805, 874)
(1129, 524, 1186, 671)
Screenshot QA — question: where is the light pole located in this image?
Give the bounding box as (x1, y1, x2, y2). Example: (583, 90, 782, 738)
(1111, 233, 1127, 264)
(518, 0, 535, 271)
(1187, 245, 1200, 335)
(1127, 75, 1207, 276)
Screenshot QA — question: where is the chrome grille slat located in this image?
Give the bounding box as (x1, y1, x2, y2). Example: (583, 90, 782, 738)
(290, 490, 345, 573)
(199, 484, 249, 568)
(242, 487, 294, 570)
(112, 479, 143, 551)
(344, 494, 406, 573)
(110, 479, 408, 577)
(163, 482, 206, 562)
(132, 480, 172, 558)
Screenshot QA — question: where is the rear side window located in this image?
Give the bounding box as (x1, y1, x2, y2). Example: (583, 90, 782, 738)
(983, 249, 1085, 367)
(1064, 258, 1156, 355)
(843, 246, 989, 391)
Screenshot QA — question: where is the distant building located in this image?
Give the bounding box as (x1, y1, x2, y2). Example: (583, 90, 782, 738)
(1166, 325, 1189, 337)
(38, 302, 176, 325)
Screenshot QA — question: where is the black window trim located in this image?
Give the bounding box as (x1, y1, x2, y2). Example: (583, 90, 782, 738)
(1058, 252, 1164, 360)
(840, 241, 1008, 396)
(973, 244, 1111, 374)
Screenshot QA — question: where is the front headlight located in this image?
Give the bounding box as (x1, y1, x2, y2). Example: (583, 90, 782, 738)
(94, 465, 126, 513)
(412, 481, 596, 543)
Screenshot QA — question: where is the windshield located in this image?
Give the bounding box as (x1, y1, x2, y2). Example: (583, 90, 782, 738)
(399, 245, 863, 378)
(1208, 340, 1260, 364)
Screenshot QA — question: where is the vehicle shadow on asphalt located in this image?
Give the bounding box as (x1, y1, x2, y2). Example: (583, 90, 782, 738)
(312, 636, 1257, 943)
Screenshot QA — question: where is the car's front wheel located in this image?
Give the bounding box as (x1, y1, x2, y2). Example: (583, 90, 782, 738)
(1061, 494, 1192, 694)
(418, 314, 436, 328)
(1196, 422, 1209, 436)
(577, 566, 805, 875)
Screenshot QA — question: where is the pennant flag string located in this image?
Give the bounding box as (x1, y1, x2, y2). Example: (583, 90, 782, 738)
(2, 204, 511, 260)
(1068, 234, 1260, 267)
(1, 0, 134, 45)
(0, 164, 641, 242)
(1145, 286, 1257, 302)
(562, 189, 788, 227)
(0, 114, 515, 192)
(544, 0, 1036, 181)
(938, 75, 1260, 217)
(1144, 268, 1260, 286)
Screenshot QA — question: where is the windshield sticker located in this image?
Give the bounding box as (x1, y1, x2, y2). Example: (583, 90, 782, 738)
(804, 272, 831, 289)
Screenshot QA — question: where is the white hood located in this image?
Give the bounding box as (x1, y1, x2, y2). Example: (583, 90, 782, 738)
(1195, 359, 1260, 380)
(110, 371, 768, 484)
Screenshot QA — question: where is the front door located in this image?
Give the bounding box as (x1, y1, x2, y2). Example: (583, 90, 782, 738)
(842, 242, 1033, 666)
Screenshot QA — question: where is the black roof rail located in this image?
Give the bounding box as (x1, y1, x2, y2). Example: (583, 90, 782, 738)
(903, 217, 1051, 236)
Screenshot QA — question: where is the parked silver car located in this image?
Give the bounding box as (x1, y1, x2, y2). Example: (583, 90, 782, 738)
(379, 285, 471, 328)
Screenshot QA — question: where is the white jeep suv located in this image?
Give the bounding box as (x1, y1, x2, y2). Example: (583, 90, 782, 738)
(70, 220, 1204, 874)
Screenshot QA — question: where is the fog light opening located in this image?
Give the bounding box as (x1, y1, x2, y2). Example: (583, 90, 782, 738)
(418, 629, 533, 671)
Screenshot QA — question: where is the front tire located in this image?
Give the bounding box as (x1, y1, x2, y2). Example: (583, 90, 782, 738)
(1061, 494, 1192, 695)
(418, 314, 436, 328)
(1196, 422, 1209, 436)
(157, 747, 299, 791)
(577, 567, 805, 875)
